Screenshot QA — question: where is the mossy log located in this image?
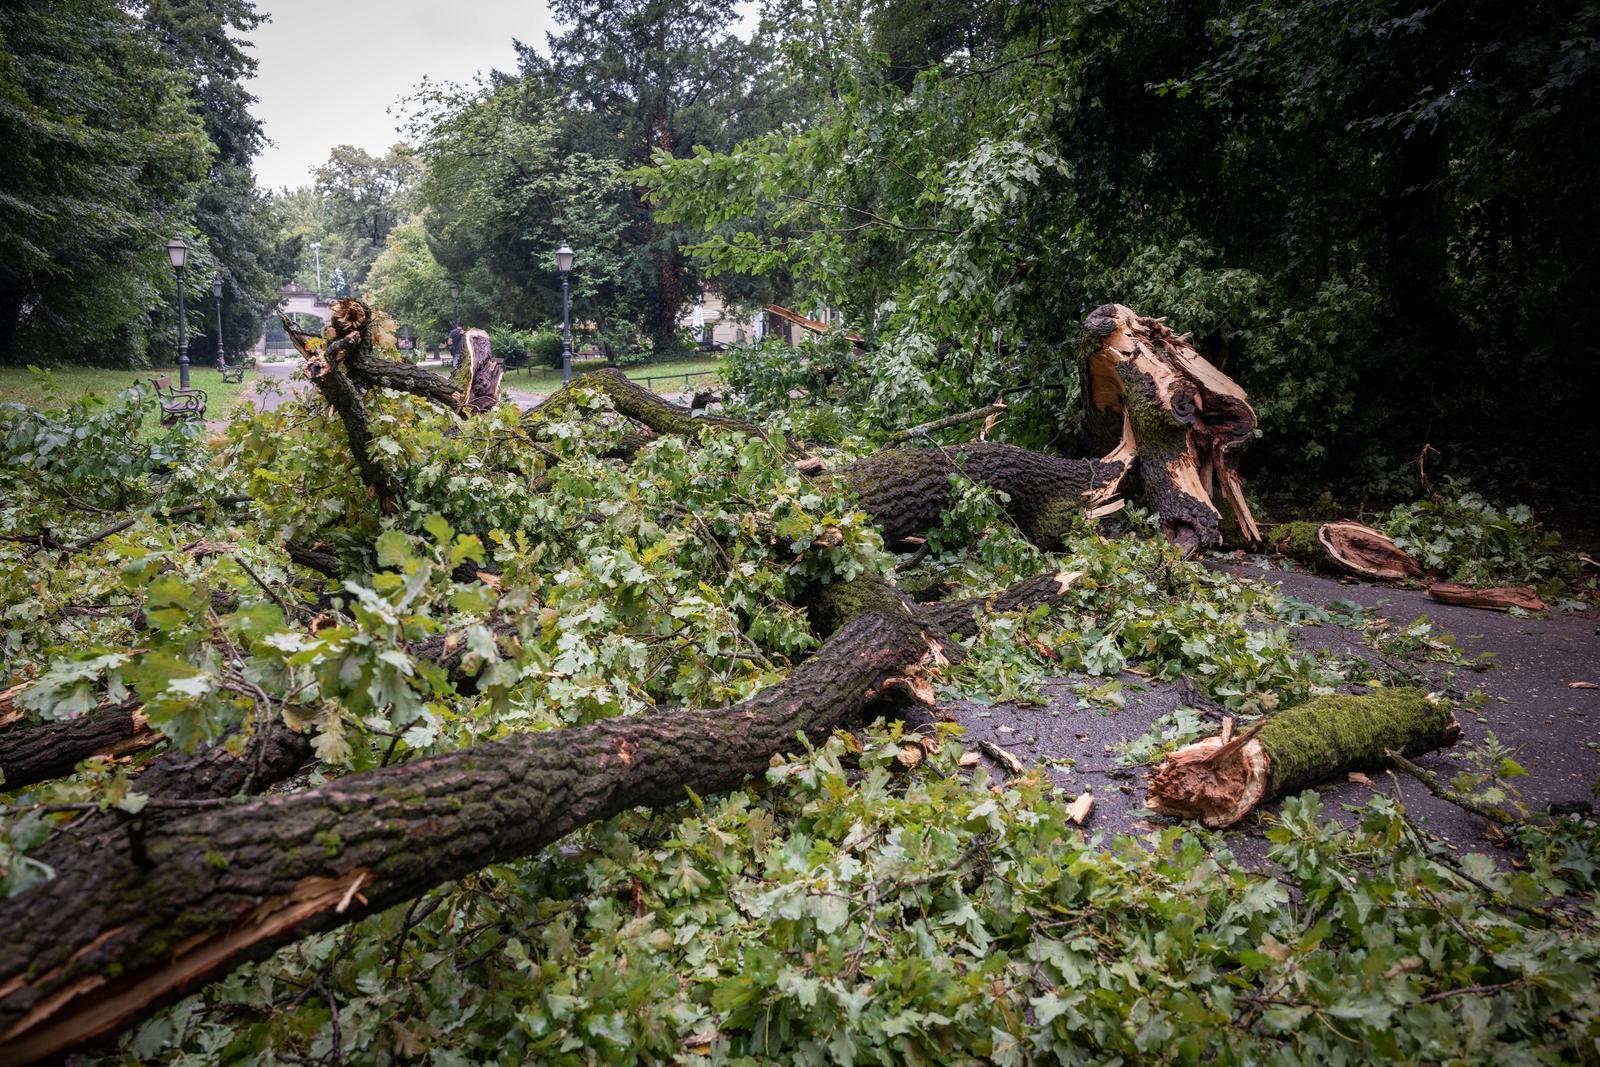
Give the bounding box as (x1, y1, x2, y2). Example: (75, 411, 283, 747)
(1271, 520, 1423, 581)
(1147, 688, 1461, 827)
(1077, 304, 1262, 550)
(0, 611, 940, 1064)
(0, 701, 158, 793)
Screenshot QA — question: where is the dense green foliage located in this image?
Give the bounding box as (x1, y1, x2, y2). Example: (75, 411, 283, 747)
(0, 0, 280, 368)
(646, 0, 1600, 492)
(2, 371, 1595, 1062)
(390, 0, 796, 358)
(1381, 480, 1577, 593)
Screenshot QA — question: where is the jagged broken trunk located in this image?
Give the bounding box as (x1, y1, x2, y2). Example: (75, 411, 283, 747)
(1077, 304, 1262, 551)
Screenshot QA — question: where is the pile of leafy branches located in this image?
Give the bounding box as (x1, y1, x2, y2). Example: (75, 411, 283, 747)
(2, 381, 1598, 1063)
(1381, 479, 1581, 594)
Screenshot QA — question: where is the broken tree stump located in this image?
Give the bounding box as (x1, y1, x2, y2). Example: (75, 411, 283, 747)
(1271, 520, 1423, 581)
(1077, 304, 1263, 551)
(1147, 688, 1461, 827)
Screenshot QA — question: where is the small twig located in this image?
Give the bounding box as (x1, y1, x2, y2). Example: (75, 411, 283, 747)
(389, 894, 446, 979)
(1385, 749, 1520, 826)
(233, 554, 292, 619)
(1417, 979, 1522, 1004)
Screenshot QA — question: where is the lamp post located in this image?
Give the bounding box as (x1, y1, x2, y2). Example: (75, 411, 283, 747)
(556, 242, 574, 384)
(166, 236, 190, 388)
(449, 281, 461, 326)
(310, 241, 322, 295)
(212, 274, 226, 371)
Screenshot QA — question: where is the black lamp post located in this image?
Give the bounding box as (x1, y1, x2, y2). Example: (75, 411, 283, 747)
(166, 237, 190, 388)
(556, 242, 574, 384)
(449, 281, 461, 326)
(212, 274, 226, 371)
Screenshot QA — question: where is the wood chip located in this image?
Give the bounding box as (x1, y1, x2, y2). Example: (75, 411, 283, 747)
(978, 739, 1024, 775)
(1425, 582, 1546, 613)
(895, 742, 924, 771)
(1065, 793, 1094, 826)
(1570, 681, 1599, 690)
(1347, 771, 1374, 787)
(957, 751, 982, 768)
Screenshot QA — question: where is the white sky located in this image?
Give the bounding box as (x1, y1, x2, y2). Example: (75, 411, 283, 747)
(247, 1, 759, 192)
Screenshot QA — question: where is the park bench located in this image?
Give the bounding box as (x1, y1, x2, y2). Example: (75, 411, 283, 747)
(219, 362, 245, 384)
(150, 376, 206, 424)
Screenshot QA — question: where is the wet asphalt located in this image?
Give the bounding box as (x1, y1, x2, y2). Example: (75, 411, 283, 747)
(938, 562, 1600, 864)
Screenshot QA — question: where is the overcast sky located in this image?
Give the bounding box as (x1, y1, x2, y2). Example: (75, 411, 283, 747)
(247, 1, 758, 192)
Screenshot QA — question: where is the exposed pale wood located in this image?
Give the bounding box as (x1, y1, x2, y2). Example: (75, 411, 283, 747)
(1146, 733, 1270, 829)
(1317, 522, 1423, 581)
(1425, 582, 1546, 613)
(764, 303, 866, 347)
(1076, 304, 1262, 549)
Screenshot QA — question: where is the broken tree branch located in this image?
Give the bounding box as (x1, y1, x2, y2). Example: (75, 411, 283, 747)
(0, 611, 939, 1063)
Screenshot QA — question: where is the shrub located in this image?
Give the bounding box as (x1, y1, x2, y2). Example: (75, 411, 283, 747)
(529, 328, 563, 369)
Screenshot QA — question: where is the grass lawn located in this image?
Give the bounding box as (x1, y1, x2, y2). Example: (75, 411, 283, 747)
(0, 365, 262, 423)
(509, 356, 725, 395)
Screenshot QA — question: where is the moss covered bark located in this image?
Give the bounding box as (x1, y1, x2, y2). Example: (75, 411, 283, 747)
(1256, 688, 1460, 797)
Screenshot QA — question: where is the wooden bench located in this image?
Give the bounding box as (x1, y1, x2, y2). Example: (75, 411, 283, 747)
(219, 362, 245, 384)
(150, 376, 206, 424)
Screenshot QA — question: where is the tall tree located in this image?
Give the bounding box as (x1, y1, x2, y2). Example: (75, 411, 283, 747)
(314, 144, 420, 289)
(513, 0, 788, 352)
(0, 0, 210, 366)
(141, 0, 281, 364)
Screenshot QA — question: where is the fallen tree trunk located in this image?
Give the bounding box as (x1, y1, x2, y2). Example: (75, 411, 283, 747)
(0, 702, 158, 793)
(0, 611, 939, 1064)
(529, 307, 1265, 554)
(1147, 688, 1461, 827)
(1271, 520, 1423, 581)
(829, 444, 1121, 551)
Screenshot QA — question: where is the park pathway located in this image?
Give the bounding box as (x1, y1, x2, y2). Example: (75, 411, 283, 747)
(221, 358, 692, 428)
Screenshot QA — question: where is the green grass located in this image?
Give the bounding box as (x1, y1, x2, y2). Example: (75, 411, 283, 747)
(508, 356, 725, 395)
(0, 365, 263, 425)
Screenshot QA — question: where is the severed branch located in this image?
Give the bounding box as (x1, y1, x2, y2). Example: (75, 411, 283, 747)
(885, 401, 1007, 447)
(0, 701, 158, 792)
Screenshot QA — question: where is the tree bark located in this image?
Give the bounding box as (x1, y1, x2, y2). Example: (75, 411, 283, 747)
(828, 444, 1121, 551)
(0, 611, 939, 1064)
(0, 702, 158, 793)
(1425, 582, 1546, 613)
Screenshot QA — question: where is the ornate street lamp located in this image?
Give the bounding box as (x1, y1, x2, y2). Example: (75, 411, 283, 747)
(310, 240, 322, 295)
(449, 281, 461, 326)
(166, 236, 190, 388)
(212, 274, 226, 372)
(556, 242, 574, 384)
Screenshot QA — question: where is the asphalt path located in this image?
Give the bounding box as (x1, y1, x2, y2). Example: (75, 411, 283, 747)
(942, 561, 1600, 863)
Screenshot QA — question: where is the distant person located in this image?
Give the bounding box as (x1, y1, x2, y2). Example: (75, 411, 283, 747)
(448, 322, 464, 372)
